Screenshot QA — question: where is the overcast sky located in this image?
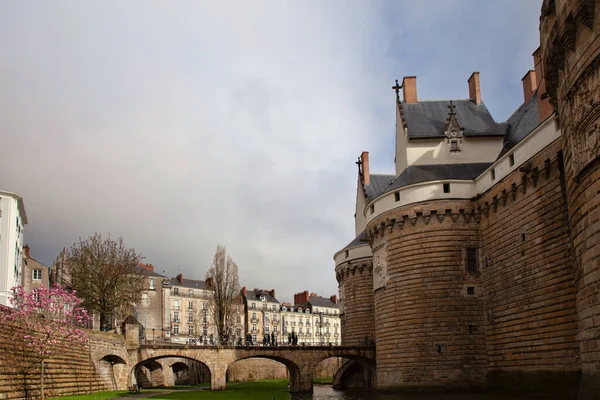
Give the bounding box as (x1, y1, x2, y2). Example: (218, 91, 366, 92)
(1, 1, 542, 303)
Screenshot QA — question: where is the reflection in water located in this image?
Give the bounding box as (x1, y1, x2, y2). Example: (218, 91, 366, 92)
(289, 385, 570, 400)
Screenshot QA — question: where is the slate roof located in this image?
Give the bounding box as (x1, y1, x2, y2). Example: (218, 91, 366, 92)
(401, 100, 507, 138)
(340, 230, 368, 252)
(498, 91, 541, 158)
(168, 277, 210, 290)
(139, 268, 166, 278)
(308, 296, 340, 309)
(245, 289, 280, 304)
(365, 174, 396, 201)
(384, 163, 492, 193)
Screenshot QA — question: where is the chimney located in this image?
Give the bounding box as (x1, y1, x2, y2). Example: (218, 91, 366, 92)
(23, 244, 30, 259)
(310, 292, 318, 298)
(522, 70, 537, 103)
(206, 277, 214, 289)
(176, 273, 183, 284)
(402, 76, 417, 103)
(468, 72, 481, 105)
(268, 289, 275, 298)
(294, 290, 309, 305)
(360, 151, 370, 186)
(533, 47, 553, 122)
(330, 295, 338, 304)
(241, 286, 247, 297)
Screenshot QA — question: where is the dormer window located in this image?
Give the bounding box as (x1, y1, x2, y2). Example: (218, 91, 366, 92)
(444, 101, 463, 153)
(260, 295, 266, 302)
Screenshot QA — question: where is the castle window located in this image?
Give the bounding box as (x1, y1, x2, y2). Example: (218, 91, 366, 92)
(345, 250, 349, 258)
(443, 183, 450, 193)
(521, 232, 526, 242)
(369, 205, 375, 214)
(509, 153, 515, 167)
(394, 192, 400, 202)
(467, 287, 475, 295)
(466, 248, 479, 274)
(450, 139, 459, 152)
(491, 169, 496, 181)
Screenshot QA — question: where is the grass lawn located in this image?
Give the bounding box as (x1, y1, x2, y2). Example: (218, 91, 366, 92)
(51, 384, 209, 400)
(148, 379, 290, 400)
(312, 377, 333, 384)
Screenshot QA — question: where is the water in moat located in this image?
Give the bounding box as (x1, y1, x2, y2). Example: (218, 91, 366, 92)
(289, 385, 568, 400)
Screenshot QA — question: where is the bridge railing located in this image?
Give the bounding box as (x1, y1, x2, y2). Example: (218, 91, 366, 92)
(140, 339, 375, 349)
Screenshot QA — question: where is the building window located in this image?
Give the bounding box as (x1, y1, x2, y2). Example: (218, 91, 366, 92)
(189, 289, 193, 296)
(236, 316, 241, 323)
(509, 153, 515, 167)
(188, 301, 194, 310)
(173, 300, 179, 309)
(369, 204, 375, 214)
(443, 183, 450, 193)
(450, 140, 459, 152)
(272, 304, 276, 311)
(188, 326, 194, 336)
(344, 250, 349, 258)
(188, 313, 193, 322)
(251, 303, 256, 310)
(149, 279, 155, 290)
(174, 311, 179, 322)
(491, 169, 496, 181)
(252, 324, 257, 332)
(32, 269, 42, 280)
(173, 287, 179, 295)
(466, 248, 479, 274)
(467, 286, 475, 295)
(173, 325, 179, 335)
(394, 192, 400, 202)
(252, 334, 257, 343)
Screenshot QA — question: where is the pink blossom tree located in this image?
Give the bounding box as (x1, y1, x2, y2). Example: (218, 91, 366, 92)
(0, 285, 91, 400)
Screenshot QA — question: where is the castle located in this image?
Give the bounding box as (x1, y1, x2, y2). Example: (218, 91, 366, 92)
(334, 1, 600, 397)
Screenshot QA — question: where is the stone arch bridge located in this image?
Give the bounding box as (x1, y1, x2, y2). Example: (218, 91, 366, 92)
(130, 344, 375, 392)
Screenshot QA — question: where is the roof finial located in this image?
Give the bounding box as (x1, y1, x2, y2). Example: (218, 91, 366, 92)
(355, 156, 363, 175)
(392, 79, 402, 102)
(448, 100, 456, 117)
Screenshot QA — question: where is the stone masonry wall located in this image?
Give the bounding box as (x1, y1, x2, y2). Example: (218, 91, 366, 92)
(226, 357, 341, 382)
(478, 140, 580, 396)
(336, 258, 375, 346)
(367, 200, 487, 391)
(0, 319, 128, 400)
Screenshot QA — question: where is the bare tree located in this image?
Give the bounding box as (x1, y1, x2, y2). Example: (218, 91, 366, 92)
(205, 245, 240, 344)
(59, 233, 145, 330)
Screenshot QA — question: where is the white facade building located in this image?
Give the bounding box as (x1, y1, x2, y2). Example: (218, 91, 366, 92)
(0, 191, 27, 307)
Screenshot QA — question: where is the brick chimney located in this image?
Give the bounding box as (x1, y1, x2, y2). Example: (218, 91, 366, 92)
(533, 47, 553, 122)
(310, 292, 318, 298)
(241, 286, 247, 297)
(176, 273, 183, 284)
(522, 70, 537, 103)
(294, 290, 309, 305)
(206, 277, 214, 289)
(330, 295, 338, 304)
(23, 244, 30, 259)
(402, 76, 417, 103)
(138, 262, 154, 272)
(360, 151, 370, 185)
(468, 72, 481, 105)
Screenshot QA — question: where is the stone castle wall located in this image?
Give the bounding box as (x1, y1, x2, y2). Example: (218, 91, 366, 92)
(226, 357, 341, 382)
(478, 140, 580, 395)
(367, 200, 487, 391)
(541, 1, 600, 397)
(0, 321, 126, 399)
(336, 258, 375, 346)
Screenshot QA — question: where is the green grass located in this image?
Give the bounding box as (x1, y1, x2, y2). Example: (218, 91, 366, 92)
(148, 379, 290, 400)
(51, 384, 208, 400)
(312, 377, 333, 384)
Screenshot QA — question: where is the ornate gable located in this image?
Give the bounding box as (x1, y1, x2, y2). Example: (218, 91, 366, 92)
(444, 100, 463, 152)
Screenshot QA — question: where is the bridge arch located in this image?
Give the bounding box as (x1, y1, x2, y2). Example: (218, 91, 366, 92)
(227, 355, 302, 391)
(130, 355, 212, 389)
(97, 354, 128, 391)
(311, 352, 376, 391)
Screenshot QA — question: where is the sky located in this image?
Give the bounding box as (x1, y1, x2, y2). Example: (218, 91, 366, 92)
(0, 1, 542, 303)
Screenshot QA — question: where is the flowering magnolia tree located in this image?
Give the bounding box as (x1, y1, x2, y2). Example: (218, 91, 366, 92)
(0, 285, 91, 400)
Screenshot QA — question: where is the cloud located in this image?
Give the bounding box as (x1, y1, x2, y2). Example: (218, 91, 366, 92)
(0, 0, 542, 302)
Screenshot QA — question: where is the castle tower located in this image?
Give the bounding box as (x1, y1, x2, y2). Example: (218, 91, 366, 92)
(540, 1, 600, 397)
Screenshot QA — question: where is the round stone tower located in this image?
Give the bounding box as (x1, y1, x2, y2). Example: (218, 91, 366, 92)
(334, 231, 376, 346)
(540, 0, 600, 396)
(366, 200, 486, 391)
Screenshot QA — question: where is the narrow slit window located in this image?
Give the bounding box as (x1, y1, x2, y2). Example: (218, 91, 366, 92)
(467, 286, 475, 295)
(491, 169, 496, 181)
(443, 183, 450, 193)
(509, 153, 515, 167)
(369, 205, 375, 214)
(394, 192, 400, 202)
(466, 248, 479, 274)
